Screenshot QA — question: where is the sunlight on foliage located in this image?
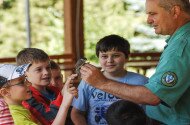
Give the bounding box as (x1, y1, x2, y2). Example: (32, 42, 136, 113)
(0, 0, 164, 63)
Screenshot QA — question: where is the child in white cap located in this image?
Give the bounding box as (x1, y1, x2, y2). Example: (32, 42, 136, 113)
(0, 64, 30, 125)
(0, 64, 34, 124)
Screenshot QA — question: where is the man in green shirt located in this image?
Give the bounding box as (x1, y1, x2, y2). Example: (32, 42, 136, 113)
(79, 0, 190, 124)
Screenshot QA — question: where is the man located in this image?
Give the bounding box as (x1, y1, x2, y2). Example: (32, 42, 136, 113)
(80, 0, 190, 124)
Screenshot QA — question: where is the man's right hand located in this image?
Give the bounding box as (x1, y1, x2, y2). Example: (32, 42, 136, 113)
(80, 63, 108, 88)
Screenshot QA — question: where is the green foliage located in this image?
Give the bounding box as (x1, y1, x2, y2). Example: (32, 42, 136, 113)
(84, 0, 148, 63)
(0, 0, 163, 62)
(0, 0, 16, 9)
(0, 0, 64, 58)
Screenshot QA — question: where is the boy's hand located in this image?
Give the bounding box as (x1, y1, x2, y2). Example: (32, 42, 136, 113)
(62, 74, 78, 107)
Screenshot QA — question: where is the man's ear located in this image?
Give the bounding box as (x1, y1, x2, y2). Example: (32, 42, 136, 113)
(0, 88, 10, 97)
(172, 5, 181, 19)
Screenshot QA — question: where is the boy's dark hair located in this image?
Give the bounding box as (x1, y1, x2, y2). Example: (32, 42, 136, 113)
(106, 100, 148, 125)
(50, 60, 60, 70)
(16, 48, 49, 65)
(96, 34, 130, 58)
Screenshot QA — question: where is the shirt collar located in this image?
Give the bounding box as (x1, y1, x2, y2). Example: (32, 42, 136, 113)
(165, 21, 190, 45)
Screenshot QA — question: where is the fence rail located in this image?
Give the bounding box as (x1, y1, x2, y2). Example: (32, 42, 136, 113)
(0, 52, 161, 76)
(127, 52, 161, 75)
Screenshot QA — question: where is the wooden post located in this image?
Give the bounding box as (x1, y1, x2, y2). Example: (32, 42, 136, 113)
(64, 0, 84, 77)
(64, 0, 84, 61)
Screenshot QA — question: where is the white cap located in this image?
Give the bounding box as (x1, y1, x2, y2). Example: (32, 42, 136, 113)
(0, 64, 30, 87)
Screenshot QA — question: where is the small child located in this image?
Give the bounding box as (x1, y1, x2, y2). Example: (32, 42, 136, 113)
(49, 60, 74, 125)
(0, 64, 39, 124)
(16, 48, 65, 125)
(71, 34, 148, 125)
(0, 64, 78, 125)
(106, 100, 149, 125)
(49, 60, 64, 90)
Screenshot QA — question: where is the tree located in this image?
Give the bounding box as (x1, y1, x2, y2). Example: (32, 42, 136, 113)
(0, 0, 164, 63)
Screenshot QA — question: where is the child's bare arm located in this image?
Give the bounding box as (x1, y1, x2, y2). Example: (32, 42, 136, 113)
(51, 74, 78, 125)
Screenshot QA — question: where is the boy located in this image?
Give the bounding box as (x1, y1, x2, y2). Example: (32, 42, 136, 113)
(49, 60, 74, 125)
(16, 48, 63, 125)
(0, 64, 38, 124)
(0, 64, 78, 125)
(71, 34, 148, 125)
(49, 60, 64, 90)
(106, 100, 149, 125)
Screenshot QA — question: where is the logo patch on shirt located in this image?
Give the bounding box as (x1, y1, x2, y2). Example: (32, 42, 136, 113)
(161, 72, 177, 87)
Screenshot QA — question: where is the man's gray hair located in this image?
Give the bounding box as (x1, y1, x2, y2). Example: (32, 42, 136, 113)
(159, 0, 190, 14)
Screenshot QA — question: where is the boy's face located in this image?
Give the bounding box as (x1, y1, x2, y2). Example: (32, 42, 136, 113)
(50, 69, 63, 89)
(6, 76, 32, 104)
(25, 60, 51, 90)
(99, 49, 127, 74)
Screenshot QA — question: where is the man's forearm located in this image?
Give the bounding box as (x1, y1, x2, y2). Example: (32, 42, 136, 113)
(80, 64, 160, 105)
(98, 79, 160, 105)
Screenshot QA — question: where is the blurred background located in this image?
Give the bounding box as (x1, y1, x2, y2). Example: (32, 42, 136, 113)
(0, 0, 166, 78)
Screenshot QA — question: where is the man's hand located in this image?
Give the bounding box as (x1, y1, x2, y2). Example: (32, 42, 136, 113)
(80, 64, 160, 105)
(80, 63, 108, 88)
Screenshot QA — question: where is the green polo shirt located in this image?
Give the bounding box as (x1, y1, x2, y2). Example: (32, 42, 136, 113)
(145, 22, 190, 125)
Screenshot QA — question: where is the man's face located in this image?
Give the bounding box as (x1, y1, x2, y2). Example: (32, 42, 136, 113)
(50, 69, 63, 89)
(145, 0, 176, 35)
